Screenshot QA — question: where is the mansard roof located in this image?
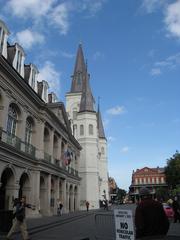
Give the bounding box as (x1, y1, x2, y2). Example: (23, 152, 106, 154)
(97, 104, 106, 139)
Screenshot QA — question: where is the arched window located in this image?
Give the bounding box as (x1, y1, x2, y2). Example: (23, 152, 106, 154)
(7, 104, 18, 136)
(25, 117, 33, 145)
(80, 124, 84, 136)
(89, 124, 93, 135)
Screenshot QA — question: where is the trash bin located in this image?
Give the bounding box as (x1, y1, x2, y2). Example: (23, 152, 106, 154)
(0, 210, 13, 232)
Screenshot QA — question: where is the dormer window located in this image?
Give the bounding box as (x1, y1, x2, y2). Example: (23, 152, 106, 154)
(16, 49, 22, 73)
(11, 43, 25, 77)
(37, 80, 49, 102)
(44, 83, 48, 101)
(31, 68, 36, 89)
(0, 19, 9, 58)
(0, 27, 5, 53)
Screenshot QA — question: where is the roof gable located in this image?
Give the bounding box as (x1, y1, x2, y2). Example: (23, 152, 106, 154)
(135, 167, 159, 175)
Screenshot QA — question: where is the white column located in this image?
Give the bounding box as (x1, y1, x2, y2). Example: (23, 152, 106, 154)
(35, 120, 44, 159)
(44, 174, 51, 216)
(49, 129, 54, 163)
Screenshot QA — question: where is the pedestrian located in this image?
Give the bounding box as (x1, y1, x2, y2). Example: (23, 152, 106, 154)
(172, 196, 180, 223)
(6, 196, 35, 240)
(57, 199, 63, 216)
(103, 200, 108, 210)
(85, 201, 89, 212)
(135, 187, 169, 239)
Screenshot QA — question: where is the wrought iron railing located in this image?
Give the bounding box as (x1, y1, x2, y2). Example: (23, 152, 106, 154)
(0, 129, 79, 176)
(0, 129, 36, 158)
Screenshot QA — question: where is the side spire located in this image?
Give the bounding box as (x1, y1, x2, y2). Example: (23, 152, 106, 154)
(79, 72, 95, 112)
(97, 99, 106, 139)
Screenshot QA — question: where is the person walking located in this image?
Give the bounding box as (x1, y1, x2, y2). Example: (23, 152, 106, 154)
(135, 187, 169, 239)
(57, 200, 63, 216)
(6, 196, 35, 240)
(172, 196, 180, 223)
(85, 201, 89, 212)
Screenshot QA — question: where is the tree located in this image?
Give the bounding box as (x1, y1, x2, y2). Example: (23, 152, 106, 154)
(165, 151, 180, 189)
(117, 188, 126, 202)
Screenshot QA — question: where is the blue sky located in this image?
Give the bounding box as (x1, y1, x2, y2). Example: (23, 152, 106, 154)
(1, 0, 180, 190)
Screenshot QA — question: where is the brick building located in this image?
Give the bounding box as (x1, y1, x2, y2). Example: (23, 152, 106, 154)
(129, 167, 168, 201)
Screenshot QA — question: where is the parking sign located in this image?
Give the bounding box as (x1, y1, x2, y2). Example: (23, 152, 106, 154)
(114, 209, 135, 240)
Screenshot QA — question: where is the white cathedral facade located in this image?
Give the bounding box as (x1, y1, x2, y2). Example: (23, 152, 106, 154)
(66, 45, 109, 209)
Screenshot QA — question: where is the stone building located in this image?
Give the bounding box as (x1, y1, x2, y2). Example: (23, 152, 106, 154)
(129, 167, 168, 201)
(66, 44, 109, 209)
(0, 19, 81, 217)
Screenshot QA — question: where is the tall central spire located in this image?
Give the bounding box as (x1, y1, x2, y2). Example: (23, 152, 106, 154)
(70, 43, 87, 93)
(70, 44, 95, 112)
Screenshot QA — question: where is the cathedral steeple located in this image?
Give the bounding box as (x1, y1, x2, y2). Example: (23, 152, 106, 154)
(70, 43, 86, 93)
(70, 44, 95, 112)
(97, 101, 106, 139)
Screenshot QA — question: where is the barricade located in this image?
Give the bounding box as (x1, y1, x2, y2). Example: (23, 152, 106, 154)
(94, 212, 115, 239)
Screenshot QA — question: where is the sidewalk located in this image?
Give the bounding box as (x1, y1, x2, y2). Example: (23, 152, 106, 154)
(0, 211, 180, 240)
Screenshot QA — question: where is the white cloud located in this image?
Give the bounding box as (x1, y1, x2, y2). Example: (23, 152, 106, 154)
(164, 0, 180, 39)
(150, 68, 162, 76)
(151, 52, 180, 75)
(7, 0, 55, 18)
(4, 0, 107, 36)
(61, 51, 74, 59)
(37, 61, 61, 94)
(106, 106, 126, 115)
(15, 29, 44, 49)
(74, 0, 107, 16)
(120, 146, 129, 153)
(141, 0, 166, 14)
(49, 3, 69, 35)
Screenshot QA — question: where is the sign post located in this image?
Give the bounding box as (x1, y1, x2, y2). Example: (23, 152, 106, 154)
(114, 209, 135, 240)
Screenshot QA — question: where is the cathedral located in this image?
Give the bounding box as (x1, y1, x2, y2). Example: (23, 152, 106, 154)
(66, 44, 109, 209)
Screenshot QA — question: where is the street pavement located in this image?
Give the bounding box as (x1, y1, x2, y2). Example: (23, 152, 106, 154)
(0, 204, 179, 240)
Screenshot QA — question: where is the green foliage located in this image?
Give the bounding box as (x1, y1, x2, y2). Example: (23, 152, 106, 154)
(156, 187, 168, 201)
(165, 151, 180, 189)
(117, 188, 126, 201)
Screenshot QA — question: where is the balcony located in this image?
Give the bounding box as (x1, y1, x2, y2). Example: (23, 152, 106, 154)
(0, 129, 79, 177)
(0, 129, 36, 158)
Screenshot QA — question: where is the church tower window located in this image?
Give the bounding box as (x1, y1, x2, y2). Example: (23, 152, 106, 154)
(80, 124, 84, 136)
(89, 124, 93, 135)
(73, 108, 77, 120)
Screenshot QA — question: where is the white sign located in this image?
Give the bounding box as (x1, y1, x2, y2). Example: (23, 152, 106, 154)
(114, 209, 135, 240)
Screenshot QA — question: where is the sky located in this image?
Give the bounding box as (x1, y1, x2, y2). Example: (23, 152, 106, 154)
(1, 0, 180, 191)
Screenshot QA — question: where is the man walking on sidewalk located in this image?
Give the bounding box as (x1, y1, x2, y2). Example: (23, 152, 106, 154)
(6, 196, 35, 240)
